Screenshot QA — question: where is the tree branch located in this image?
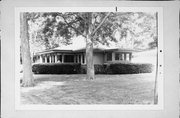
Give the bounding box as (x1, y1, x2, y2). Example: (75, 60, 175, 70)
(77, 13, 87, 22)
(61, 15, 86, 38)
(91, 12, 111, 36)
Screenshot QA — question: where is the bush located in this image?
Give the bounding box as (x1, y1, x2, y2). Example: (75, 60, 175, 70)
(32, 63, 81, 74)
(81, 64, 106, 74)
(32, 63, 153, 74)
(106, 63, 153, 74)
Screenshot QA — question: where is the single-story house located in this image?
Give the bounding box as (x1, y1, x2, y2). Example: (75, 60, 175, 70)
(33, 44, 137, 65)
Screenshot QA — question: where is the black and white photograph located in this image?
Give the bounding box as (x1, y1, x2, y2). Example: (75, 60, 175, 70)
(1, 0, 180, 118)
(15, 7, 164, 110)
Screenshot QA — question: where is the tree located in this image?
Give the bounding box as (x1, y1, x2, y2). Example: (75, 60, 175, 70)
(154, 12, 158, 104)
(20, 12, 34, 87)
(113, 12, 157, 50)
(31, 12, 157, 80)
(41, 12, 113, 80)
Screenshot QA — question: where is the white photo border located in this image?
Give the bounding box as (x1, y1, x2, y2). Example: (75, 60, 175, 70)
(15, 7, 163, 110)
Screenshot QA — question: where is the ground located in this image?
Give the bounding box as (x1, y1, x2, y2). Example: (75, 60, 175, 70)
(21, 73, 155, 105)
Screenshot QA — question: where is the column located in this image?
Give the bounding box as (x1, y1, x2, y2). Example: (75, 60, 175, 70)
(39, 55, 43, 63)
(55, 54, 57, 63)
(77, 55, 79, 63)
(45, 56, 47, 63)
(129, 53, 132, 61)
(74, 55, 76, 63)
(112, 52, 115, 61)
(62, 54, 64, 63)
(49, 55, 52, 63)
(52, 55, 54, 63)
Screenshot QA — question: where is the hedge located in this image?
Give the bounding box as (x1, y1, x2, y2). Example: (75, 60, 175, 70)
(32, 63, 81, 74)
(32, 63, 153, 74)
(105, 63, 153, 74)
(81, 65, 106, 74)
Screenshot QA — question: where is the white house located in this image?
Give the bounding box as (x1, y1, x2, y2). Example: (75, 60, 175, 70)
(33, 44, 136, 65)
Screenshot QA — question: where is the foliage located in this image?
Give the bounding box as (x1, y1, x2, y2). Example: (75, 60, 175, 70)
(112, 12, 157, 49)
(41, 12, 117, 45)
(106, 63, 153, 74)
(81, 64, 106, 74)
(27, 12, 157, 53)
(32, 63, 81, 74)
(32, 63, 153, 74)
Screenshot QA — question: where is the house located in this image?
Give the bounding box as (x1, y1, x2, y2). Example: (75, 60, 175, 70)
(33, 44, 137, 65)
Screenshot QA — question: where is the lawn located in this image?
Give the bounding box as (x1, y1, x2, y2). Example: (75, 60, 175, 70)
(21, 73, 155, 105)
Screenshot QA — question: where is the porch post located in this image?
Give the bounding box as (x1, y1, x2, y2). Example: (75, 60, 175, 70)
(62, 54, 64, 63)
(52, 55, 54, 63)
(45, 55, 47, 63)
(39, 55, 43, 63)
(112, 52, 115, 61)
(77, 55, 79, 63)
(49, 55, 52, 63)
(55, 54, 57, 63)
(129, 53, 132, 61)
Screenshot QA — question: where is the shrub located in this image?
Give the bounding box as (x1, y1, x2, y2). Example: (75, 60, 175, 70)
(32, 63, 81, 74)
(95, 65, 106, 74)
(32, 63, 153, 74)
(80, 64, 106, 74)
(106, 63, 153, 74)
(80, 65, 86, 74)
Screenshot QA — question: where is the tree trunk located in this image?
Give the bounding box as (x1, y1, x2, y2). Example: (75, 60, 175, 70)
(85, 12, 110, 80)
(20, 12, 34, 87)
(154, 48, 158, 104)
(154, 12, 158, 104)
(86, 13, 94, 80)
(86, 35, 94, 80)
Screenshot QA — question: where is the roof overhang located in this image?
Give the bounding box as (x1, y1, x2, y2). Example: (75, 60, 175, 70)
(35, 49, 73, 55)
(35, 47, 140, 56)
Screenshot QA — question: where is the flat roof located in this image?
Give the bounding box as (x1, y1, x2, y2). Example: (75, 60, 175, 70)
(35, 46, 139, 56)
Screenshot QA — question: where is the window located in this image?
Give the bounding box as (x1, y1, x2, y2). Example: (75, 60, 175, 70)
(47, 56, 50, 63)
(107, 53, 112, 61)
(64, 55, 74, 63)
(119, 53, 123, 60)
(57, 55, 62, 62)
(42, 56, 45, 63)
(115, 53, 119, 60)
(76, 55, 78, 63)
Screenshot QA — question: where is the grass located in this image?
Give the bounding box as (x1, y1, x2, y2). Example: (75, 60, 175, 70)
(21, 73, 155, 105)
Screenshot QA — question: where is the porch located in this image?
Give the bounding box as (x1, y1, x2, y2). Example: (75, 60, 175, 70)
(33, 52, 86, 64)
